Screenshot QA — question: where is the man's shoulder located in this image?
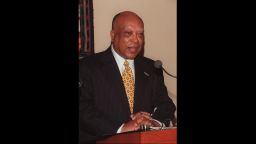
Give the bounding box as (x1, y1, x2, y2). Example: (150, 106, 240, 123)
(141, 56, 154, 62)
(136, 56, 164, 76)
(136, 55, 155, 66)
(79, 48, 110, 65)
(79, 54, 96, 66)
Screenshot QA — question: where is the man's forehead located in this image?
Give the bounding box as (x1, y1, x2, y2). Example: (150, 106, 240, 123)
(113, 12, 143, 28)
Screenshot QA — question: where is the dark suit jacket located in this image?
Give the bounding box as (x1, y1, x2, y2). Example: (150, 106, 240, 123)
(79, 47, 176, 144)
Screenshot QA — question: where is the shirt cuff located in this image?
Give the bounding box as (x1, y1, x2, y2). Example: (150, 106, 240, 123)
(116, 123, 124, 133)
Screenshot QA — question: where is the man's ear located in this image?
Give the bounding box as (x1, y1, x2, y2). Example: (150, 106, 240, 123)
(110, 30, 115, 42)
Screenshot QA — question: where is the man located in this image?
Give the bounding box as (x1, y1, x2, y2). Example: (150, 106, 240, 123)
(79, 11, 176, 144)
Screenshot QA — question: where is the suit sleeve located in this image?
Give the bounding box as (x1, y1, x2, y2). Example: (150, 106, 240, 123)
(151, 68, 176, 126)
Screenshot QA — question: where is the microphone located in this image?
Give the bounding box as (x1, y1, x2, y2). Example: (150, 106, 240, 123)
(154, 60, 177, 78)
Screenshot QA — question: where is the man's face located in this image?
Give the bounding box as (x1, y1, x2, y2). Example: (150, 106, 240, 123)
(111, 15, 144, 59)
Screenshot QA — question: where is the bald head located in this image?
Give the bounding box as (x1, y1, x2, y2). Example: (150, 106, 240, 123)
(112, 11, 144, 30)
(110, 11, 144, 59)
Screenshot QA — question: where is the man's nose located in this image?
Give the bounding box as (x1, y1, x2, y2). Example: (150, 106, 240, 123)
(131, 34, 139, 43)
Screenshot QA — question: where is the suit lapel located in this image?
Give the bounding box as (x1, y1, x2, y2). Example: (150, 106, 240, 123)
(100, 48, 131, 116)
(134, 57, 150, 113)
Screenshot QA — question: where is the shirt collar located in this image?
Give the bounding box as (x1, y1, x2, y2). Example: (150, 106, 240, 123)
(111, 46, 135, 74)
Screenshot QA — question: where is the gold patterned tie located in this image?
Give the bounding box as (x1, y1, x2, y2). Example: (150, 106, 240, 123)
(122, 60, 135, 114)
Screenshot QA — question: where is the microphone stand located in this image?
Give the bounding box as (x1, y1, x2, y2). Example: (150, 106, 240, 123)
(162, 67, 177, 78)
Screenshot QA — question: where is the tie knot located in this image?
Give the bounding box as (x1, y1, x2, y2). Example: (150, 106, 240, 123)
(124, 60, 129, 67)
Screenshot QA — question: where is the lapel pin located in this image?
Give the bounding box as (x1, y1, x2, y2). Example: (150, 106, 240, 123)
(144, 72, 150, 76)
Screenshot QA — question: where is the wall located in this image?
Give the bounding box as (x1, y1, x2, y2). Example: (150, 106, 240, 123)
(93, 0, 177, 107)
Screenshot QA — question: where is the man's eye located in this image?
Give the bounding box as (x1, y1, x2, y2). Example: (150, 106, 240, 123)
(138, 33, 144, 37)
(124, 32, 132, 36)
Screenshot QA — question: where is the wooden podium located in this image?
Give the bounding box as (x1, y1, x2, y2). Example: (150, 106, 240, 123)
(96, 128, 176, 144)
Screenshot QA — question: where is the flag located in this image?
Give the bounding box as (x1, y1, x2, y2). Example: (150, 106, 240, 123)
(79, 0, 94, 60)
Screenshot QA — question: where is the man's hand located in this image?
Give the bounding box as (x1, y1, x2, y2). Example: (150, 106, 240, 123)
(120, 111, 159, 133)
(120, 118, 140, 133)
(131, 112, 161, 127)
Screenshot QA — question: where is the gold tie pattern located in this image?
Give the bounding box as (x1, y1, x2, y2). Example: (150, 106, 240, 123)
(122, 60, 135, 114)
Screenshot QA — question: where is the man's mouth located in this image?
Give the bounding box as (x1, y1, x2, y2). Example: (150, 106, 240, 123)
(127, 46, 139, 52)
